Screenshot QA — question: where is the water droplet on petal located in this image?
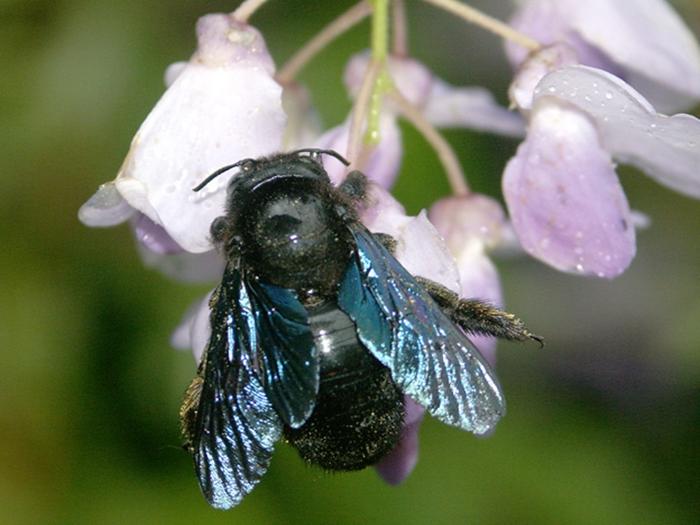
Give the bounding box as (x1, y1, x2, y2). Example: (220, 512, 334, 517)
(605, 92, 613, 100)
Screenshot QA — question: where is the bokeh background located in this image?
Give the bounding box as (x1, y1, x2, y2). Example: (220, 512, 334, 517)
(2, 1, 699, 523)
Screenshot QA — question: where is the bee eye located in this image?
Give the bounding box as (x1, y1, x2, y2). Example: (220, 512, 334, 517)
(210, 216, 230, 243)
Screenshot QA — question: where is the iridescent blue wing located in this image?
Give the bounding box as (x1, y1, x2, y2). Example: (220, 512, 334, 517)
(337, 225, 505, 435)
(248, 280, 318, 428)
(192, 264, 281, 509)
(191, 263, 317, 509)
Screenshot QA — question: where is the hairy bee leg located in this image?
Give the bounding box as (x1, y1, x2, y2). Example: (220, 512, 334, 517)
(180, 374, 204, 453)
(373, 232, 398, 254)
(338, 170, 368, 203)
(415, 276, 544, 346)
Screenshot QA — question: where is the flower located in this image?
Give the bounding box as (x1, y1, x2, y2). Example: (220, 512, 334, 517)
(505, 0, 700, 113)
(496, 0, 700, 278)
(429, 194, 509, 364)
(78, 13, 287, 253)
(315, 51, 525, 188)
(502, 51, 700, 277)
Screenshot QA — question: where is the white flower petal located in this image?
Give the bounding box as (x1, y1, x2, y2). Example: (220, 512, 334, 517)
(78, 182, 135, 226)
(360, 184, 412, 235)
(100, 16, 287, 253)
(116, 60, 284, 253)
(536, 66, 700, 199)
(282, 84, 322, 151)
(394, 211, 461, 293)
(164, 61, 187, 88)
(424, 79, 525, 137)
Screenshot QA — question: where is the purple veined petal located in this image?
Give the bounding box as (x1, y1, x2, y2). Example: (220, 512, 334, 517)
(112, 15, 285, 253)
(375, 396, 425, 485)
(344, 51, 434, 108)
(503, 101, 636, 278)
(536, 66, 700, 199)
(393, 211, 461, 293)
(313, 114, 402, 189)
(171, 291, 214, 362)
(423, 79, 525, 137)
(78, 181, 135, 227)
(507, 0, 700, 113)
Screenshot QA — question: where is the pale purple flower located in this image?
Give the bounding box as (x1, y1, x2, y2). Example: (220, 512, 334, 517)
(500, 15, 700, 279)
(430, 194, 509, 364)
(506, 0, 700, 113)
(316, 51, 524, 188)
(78, 13, 286, 253)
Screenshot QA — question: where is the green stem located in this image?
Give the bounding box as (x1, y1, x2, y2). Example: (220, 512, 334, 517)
(364, 0, 390, 145)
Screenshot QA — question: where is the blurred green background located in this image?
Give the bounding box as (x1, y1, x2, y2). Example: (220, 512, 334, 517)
(1, 1, 699, 523)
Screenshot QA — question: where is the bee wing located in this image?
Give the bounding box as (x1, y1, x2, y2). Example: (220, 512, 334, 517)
(192, 265, 282, 509)
(247, 279, 319, 428)
(337, 225, 505, 435)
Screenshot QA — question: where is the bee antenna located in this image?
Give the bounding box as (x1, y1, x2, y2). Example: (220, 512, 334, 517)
(295, 148, 350, 166)
(192, 159, 253, 192)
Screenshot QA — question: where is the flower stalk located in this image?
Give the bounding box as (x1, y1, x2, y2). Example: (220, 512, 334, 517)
(391, 90, 469, 196)
(422, 0, 540, 52)
(232, 0, 269, 23)
(276, 1, 372, 85)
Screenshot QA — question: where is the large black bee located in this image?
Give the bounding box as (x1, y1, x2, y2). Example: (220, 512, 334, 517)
(180, 149, 540, 509)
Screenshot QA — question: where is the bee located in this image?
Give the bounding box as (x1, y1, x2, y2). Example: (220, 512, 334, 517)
(180, 149, 540, 509)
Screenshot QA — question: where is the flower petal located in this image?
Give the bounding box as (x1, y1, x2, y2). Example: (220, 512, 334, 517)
(424, 79, 525, 137)
(114, 15, 285, 253)
(314, 114, 402, 188)
(164, 61, 187, 88)
(508, 44, 579, 113)
(503, 102, 635, 278)
(282, 83, 322, 151)
(132, 214, 185, 255)
(507, 0, 700, 112)
(138, 244, 225, 284)
(429, 195, 506, 364)
(375, 397, 425, 485)
(536, 66, 700, 199)
(393, 211, 461, 293)
(78, 182, 135, 227)
(344, 51, 434, 108)
(429, 194, 508, 253)
(171, 291, 214, 362)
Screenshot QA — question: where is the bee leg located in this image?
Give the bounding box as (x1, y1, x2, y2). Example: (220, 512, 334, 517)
(373, 232, 398, 254)
(338, 170, 368, 203)
(415, 276, 543, 346)
(180, 374, 204, 453)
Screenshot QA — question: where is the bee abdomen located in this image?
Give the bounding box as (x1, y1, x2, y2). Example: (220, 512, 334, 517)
(284, 303, 404, 471)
